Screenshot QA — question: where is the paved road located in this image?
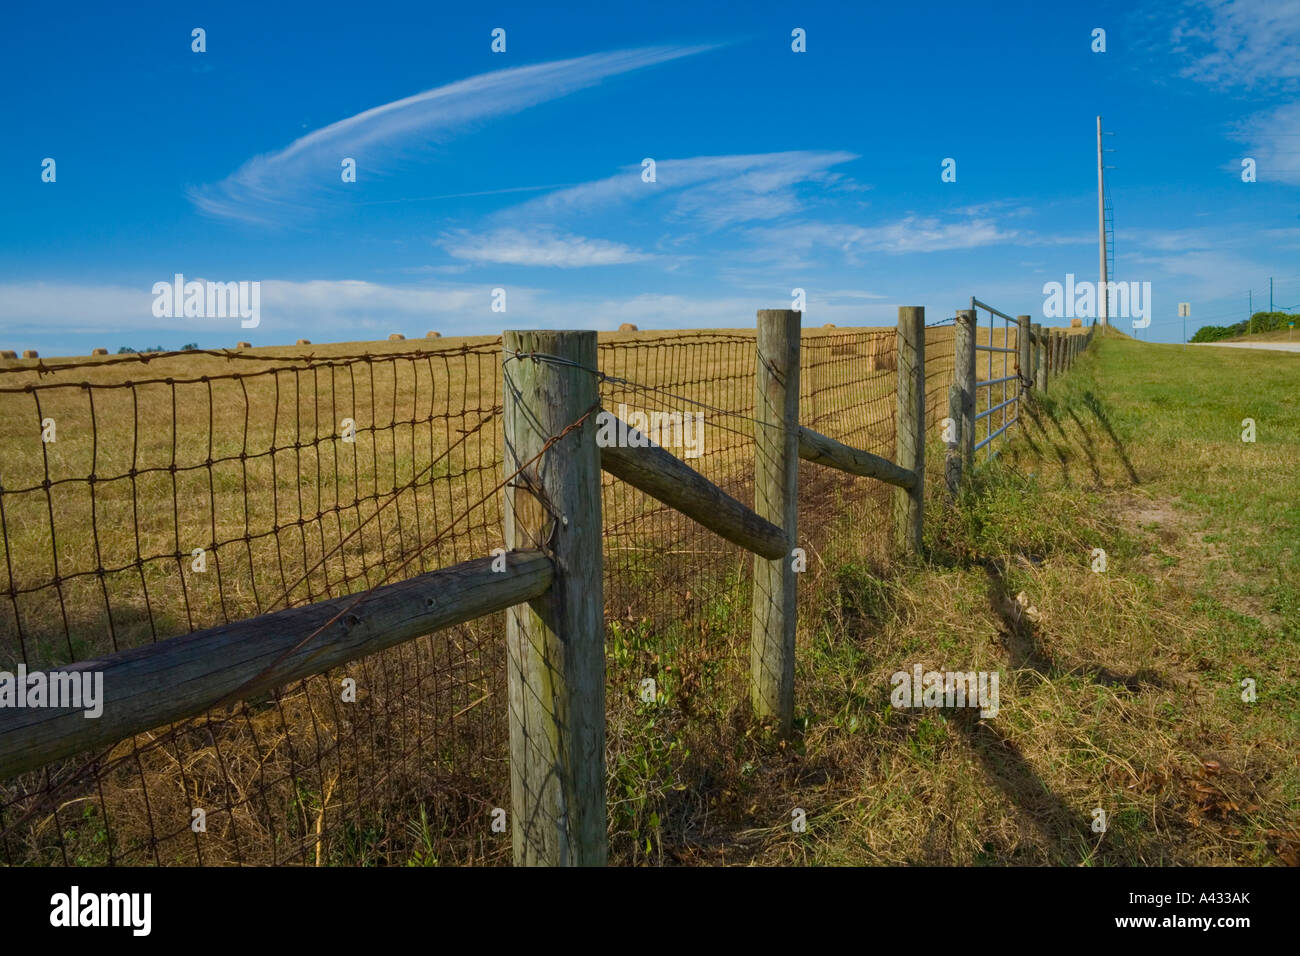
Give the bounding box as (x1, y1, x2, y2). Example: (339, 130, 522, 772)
(1190, 341, 1300, 353)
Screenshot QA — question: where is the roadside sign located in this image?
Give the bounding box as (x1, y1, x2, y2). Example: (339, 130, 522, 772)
(1178, 302, 1190, 317)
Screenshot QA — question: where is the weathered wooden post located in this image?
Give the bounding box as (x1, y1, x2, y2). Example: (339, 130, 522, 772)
(945, 381, 961, 497)
(895, 306, 925, 554)
(1016, 316, 1031, 390)
(751, 309, 800, 736)
(951, 308, 977, 481)
(1033, 323, 1047, 392)
(502, 329, 606, 866)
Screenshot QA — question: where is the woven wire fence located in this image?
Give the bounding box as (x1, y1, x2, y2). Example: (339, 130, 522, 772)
(0, 345, 509, 866)
(0, 323, 958, 866)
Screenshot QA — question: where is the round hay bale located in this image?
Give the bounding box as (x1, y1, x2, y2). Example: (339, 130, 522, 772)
(618, 323, 638, 332)
(823, 323, 836, 328)
(426, 331, 441, 338)
(22, 349, 38, 359)
(389, 333, 405, 341)
(91, 348, 108, 356)
(0, 350, 17, 360)
(296, 338, 311, 345)
(236, 341, 252, 349)
(1070, 317, 1083, 328)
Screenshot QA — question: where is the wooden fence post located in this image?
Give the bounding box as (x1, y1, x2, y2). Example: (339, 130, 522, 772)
(953, 308, 976, 478)
(1048, 329, 1060, 389)
(895, 306, 925, 553)
(1033, 323, 1047, 392)
(502, 330, 606, 867)
(751, 309, 800, 736)
(945, 382, 961, 496)
(1016, 316, 1031, 390)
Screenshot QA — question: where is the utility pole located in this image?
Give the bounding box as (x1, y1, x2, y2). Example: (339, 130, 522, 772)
(1097, 116, 1108, 328)
(1270, 277, 1273, 313)
(1249, 290, 1253, 335)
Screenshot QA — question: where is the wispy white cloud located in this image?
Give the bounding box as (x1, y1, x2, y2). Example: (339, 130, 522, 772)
(433, 151, 861, 271)
(746, 215, 1020, 260)
(440, 228, 651, 267)
(512, 151, 859, 229)
(0, 279, 500, 334)
(1232, 100, 1300, 185)
(0, 282, 156, 332)
(1171, 0, 1300, 92)
(0, 280, 904, 354)
(190, 44, 719, 224)
(1116, 224, 1284, 301)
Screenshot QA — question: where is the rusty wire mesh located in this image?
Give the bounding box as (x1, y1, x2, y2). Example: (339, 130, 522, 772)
(0, 322, 960, 866)
(0, 344, 510, 866)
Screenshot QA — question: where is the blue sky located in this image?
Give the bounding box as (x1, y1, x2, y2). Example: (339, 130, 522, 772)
(3, 0, 1299, 354)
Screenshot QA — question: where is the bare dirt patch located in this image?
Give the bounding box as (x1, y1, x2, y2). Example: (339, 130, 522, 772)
(1110, 493, 1280, 630)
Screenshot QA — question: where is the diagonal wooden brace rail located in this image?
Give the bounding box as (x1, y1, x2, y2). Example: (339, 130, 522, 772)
(0, 550, 555, 780)
(797, 425, 918, 491)
(598, 418, 789, 560)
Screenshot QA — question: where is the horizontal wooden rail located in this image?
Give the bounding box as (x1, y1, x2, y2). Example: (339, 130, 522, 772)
(598, 414, 788, 560)
(797, 425, 918, 491)
(0, 550, 554, 780)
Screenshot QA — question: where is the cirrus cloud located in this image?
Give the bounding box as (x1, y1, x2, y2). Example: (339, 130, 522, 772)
(190, 44, 720, 225)
(439, 228, 652, 267)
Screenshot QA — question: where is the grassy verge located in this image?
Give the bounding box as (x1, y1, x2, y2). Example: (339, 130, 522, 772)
(629, 330, 1298, 865)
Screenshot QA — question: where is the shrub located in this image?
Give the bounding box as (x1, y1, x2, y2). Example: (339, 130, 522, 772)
(1191, 311, 1295, 342)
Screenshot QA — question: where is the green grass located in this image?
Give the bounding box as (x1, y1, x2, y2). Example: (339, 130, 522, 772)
(734, 330, 1299, 865)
